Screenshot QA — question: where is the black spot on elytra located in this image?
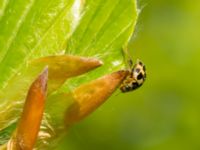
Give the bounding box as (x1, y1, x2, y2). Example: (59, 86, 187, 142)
(137, 73, 143, 80)
(138, 61, 143, 66)
(143, 65, 146, 71)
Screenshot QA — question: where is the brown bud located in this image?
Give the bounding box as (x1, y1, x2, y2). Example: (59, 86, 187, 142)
(8, 68, 48, 150)
(65, 70, 128, 125)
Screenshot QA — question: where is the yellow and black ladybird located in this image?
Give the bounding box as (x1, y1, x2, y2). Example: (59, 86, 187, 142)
(120, 59, 146, 93)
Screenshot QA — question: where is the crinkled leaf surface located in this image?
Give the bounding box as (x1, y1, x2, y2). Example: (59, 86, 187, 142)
(0, 0, 138, 147)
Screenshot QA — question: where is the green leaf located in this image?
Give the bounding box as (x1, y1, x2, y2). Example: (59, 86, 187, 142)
(65, 0, 138, 89)
(0, 0, 81, 144)
(0, 0, 78, 88)
(0, 0, 138, 147)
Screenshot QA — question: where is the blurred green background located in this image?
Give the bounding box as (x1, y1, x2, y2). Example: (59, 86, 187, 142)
(59, 0, 200, 149)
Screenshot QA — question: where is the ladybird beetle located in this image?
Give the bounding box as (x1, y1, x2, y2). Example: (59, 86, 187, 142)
(120, 59, 146, 93)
